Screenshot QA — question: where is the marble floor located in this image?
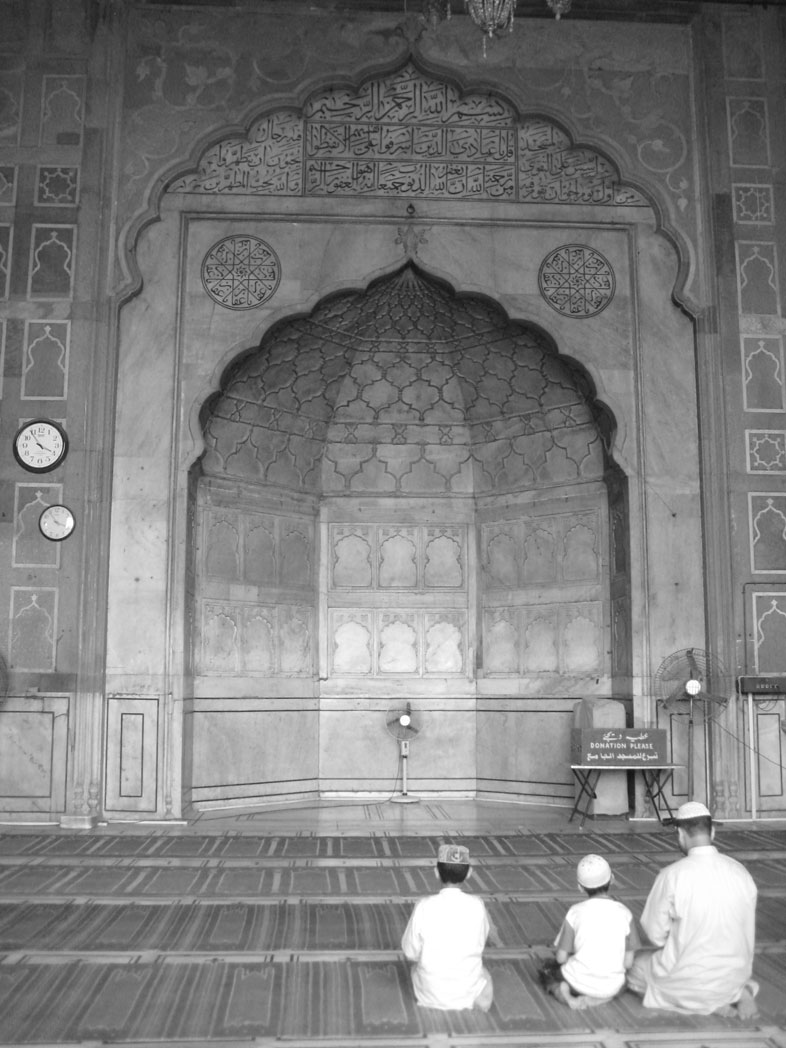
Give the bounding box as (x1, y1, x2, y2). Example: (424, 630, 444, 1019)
(160, 795, 786, 836)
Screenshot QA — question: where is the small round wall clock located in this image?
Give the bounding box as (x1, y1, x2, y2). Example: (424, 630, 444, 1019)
(13, 418, 68, 473)
(39, 504, 76, 542)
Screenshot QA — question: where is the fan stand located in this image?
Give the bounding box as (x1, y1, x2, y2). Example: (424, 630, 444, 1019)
(683, 682, 714, 802)
(390, 739, 420, 804)
(686, 693, 696, 800)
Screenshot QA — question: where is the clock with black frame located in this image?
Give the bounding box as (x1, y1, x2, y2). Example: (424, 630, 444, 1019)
(13, 418, 76, 542)
(13, 418, 69, 474)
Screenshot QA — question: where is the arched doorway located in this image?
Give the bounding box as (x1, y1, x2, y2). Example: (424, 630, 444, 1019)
(187, 262, 627, 802)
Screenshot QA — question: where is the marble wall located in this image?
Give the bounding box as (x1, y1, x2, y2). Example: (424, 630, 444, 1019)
(1, 2, 784, 822)
(110, 55, 702, 810)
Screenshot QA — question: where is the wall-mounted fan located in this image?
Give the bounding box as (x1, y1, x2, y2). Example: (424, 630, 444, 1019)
(654, 647, 731, 799)
(385, 702, 422, 804)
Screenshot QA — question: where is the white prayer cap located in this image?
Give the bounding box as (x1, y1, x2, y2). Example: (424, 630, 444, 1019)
(675, 801, 712, 822)
(577, 853, 612, 889)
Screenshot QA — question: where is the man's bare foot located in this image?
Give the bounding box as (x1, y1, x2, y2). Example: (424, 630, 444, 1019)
(735, 980, 760, 1020)
(716, 980, 759, 1021)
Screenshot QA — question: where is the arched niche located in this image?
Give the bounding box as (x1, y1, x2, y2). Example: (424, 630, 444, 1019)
(191, 262, 627, 704)
(107, 58, 701, 813)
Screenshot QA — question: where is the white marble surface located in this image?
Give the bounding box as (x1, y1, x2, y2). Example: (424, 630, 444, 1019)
(107, 104, 702, 816)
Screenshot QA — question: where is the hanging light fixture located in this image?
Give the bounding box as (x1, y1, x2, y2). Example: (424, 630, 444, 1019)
(546, 0, 572, 17)
(465, 0, 517, 45)
(418, 0, 571, 53)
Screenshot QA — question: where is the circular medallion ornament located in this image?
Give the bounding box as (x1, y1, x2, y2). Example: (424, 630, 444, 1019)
(201, 236, 281, 310)
(538, 244, 615, 318)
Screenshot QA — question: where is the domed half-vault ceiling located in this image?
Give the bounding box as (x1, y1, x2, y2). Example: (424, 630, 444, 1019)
(201, 263, 607, 495)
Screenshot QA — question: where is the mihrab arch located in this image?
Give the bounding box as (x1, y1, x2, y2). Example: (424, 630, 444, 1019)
(106, 59, 703, 813)
(194, 260, 623, 678)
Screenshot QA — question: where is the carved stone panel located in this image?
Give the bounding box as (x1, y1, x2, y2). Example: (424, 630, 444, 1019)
(195, 481, 316, 680)
(480, 503, 607, 685)
(748, 589, 786, 674)
(327, 522, 469, 681)
(203, 507, 313, 591)
(10, 587, 58, 671)
(482, 511, 601, 590)
(0, 167, 16, 205)
(330, 523, 466, 593)
(199, 601, 313, 676)
(171, 63, 643, 207)
(28, 225, 76, 299)
(13, 485, 62, 568)
(742, 336, 785, 412)
(327, 608, 468, 678)
(746, 430, 786, 473)
(727, 97, 770, 168)
(22, 321, 69, 400)
(36, 166, 80, 207)
(0, 71, 23, 147)
(40, 75, 85, 147)
(749, 494, 786, 573)
(484, 603, 603, 677)
(736, 241, 780, 316)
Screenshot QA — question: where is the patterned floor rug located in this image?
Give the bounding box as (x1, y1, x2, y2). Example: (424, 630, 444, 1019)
(0, 828, 784, 1047)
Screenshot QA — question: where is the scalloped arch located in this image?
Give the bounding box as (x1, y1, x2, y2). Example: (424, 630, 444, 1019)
(167, 59, 647, 207)
(200, 261, 612, 497)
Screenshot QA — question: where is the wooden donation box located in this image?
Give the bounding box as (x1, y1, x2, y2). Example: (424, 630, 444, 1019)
(571, 728, 669, 766)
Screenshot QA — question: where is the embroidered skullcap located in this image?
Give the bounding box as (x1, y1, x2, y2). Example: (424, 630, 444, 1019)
(576, 853, 612, 889)
(438, 844, 470, 864)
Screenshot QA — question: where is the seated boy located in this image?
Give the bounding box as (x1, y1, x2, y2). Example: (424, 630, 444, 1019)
(401, 843, 493, 1011)
(539, 853, 639, 1010)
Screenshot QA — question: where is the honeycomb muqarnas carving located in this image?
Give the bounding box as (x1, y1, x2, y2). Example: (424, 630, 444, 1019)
(201, 263, 605, 495)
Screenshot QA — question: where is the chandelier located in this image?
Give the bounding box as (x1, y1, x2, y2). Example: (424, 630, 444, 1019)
(421, 0, 572, 52)
(465, 0, 516, 40)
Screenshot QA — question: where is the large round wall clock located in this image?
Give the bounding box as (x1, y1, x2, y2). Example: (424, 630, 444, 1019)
(13, 418, 68, 473)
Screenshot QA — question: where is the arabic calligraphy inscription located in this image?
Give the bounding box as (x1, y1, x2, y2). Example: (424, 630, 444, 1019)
(170, 66, 644, 207)
(539, 245, 615, 318)
(201, 235, 281, 310)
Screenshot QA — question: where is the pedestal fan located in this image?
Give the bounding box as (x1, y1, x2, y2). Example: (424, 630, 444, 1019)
(654, 647, 730, 800)
(386, 702, 422, 804)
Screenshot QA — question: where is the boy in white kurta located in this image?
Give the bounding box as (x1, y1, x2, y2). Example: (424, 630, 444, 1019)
(539, 853, 639, 1010)
(401, 844, 493, 1011)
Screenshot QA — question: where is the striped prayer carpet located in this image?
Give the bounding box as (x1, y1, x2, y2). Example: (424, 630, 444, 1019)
(1, 827, 785, 859)
(2, 955, 785, 1043)
(2, 895, 786, 953)
(0, 828, 785, 1047)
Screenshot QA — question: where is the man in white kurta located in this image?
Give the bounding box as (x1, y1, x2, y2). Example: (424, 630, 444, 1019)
(401, 844, 493, 1011)
(628, 801, 758, 1016)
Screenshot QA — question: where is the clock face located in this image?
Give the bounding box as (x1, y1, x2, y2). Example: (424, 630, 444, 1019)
(39, 504, 75, 542)
(13, 419, 68, 473)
